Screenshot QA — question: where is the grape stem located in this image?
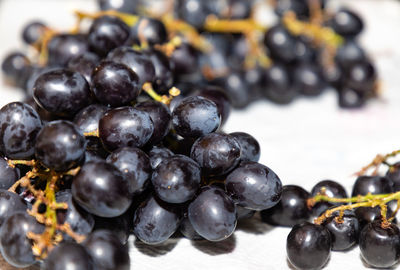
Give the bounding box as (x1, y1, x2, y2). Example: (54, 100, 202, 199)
(354, 149, 400, 176)
(142, 82, 180, 105)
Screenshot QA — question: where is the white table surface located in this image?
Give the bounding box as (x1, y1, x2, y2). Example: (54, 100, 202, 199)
(1, 0, 400, 269)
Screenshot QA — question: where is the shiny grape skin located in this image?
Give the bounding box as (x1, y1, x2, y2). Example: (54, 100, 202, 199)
(322, 209, 359, 251)
(0, 190, 26, 227)
(47, 34, 89, 66)
(330, 8, 364, 38)
(293, 63, 324, 96)
(286, 222, 331, 270)
(260, 185, 310, 227)
(99, 107, 154, 151)
(42, 242, 94, 270)
(197, 86, 231, 126)
(335, 40, 366, 68)
(351, 175, 394, 196)
(1, 52, 31, 84)
(133, 194, 181, 245)
(72, 161, 133, 218)
(177, 0, 209, 29)
(152, 155, 201, 204)
(135, 100, 171, 145)
(354, 206, 395, 231)
(83, 230, 130, 270)
(21, 21, 46, 45)
(338, 86, 367, 109)
(131, 17, 167, 46)
(0, 102, 42, 159)
(56, 190, 95, 239)
(386, 162, 400, 191)
(0, 158, 20, 189)
(310, 180, 348, 217)
(344, 60, 377, 93)
(0, 212, 44, 268)
(190, 133, 241, 176)
(188, 186, 237, 241)
(35, 120, 87, 172)
(33, 69, 91, 117)
(67, 52, 100, 84)
(215, 71, 252, 109)
(106, 147, 152, 195)
(147, 145, 174, 169)
(229, 132, 260, 163)
(359, 221, 400, 268)
(172, 96, 220, 138)
(73, 104, 109, 134)
(98, 0, 138, 14)
(264, 25, 297, 63)
(146, 49, 174, 93)
(91, 61, 140, 107)
(170, 43, 199, 75)
(226, 162, 282, 211)
(88, 16, 130, 56)
(107, 46, 156, 85)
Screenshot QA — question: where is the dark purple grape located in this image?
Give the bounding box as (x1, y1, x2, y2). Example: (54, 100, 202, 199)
(147, 145, 174, 169)
(338, 86, 367, 108)
(35, 120, 86, 172)
(310, 180, 348, 217)
(94, 214, 131, 245)
(275, 0, 309, 18)
(190, 133, 241, 176)
(229, 132, 260, 162)
(0, 212, 44, 268)
(172, 96, 220, 138)
(264, 25, 296, 63)
(170, 43, 199, 75)
(56, 190, 95, 239)
(1, 52, 31, 85)
(33, 69, 91, 116)
(293, 63, 324, 96)
(99, 107, 154, 151)
(177, 0, 209, 29)
(67, 52, 100, 84)
(197, 86, 231, 125)
(355, 206, 395, 230)
(152, 155, 201, 203)
(106, 147, 151, 195)
(294, 38, 316, 63)
(336, 40, 366, 68)
(131, 17, 167, 46)
(98, 0, 138, 14)
(135, 100, 171, 145)
(42, 242, 94, 270)
(73, 104, 109, 134)
(0, 102, 42, 159)
(260, 185, 310, 227)
(83, 230, 130, 270)
(91, 61, 140, 107)
(146, 49, 174, 93)
(286, 222, 331, 270)
(188, 186, 237, 241)
(359, 221, 400, 268)
(180, 216, 203, 240)
(330, 8, 364, 38)
(322, 209, 359, 251)
(72, 161, 133, 217)
(107, 46, 156, 85)
(236, 205, 256, 220)
(215, 71, 251, 109)
(351, 175, 393, 197)
(386, 162, 400, 191)
(0, 158, 20, 189)
(21, 21, 46, 45)
(226, 161, 282, 211)
(344, 60, 376, 93)
(262, 63, 297, 104)
(88, 16, 130, 56)
(0, 190, 26, 227)
(47, 34, 89, 66)
(133, 194, 181, 244)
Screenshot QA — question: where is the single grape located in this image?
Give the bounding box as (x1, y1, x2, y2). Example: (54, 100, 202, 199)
(344, 60, 376, 93)
(47, 34, 89, 66)
(351, 175, 394, 197)
(329, 8, 364, 38)
(0, 190, 26, 227)
(336, 40, 366, 68)
(293, 63, 324, 96)
(35, 120, 86, 172)
(67, 52, 100, 84)
(180, 215, 203, 240)
(72, 161, 133, 217)
(0, 157, 20, 189)
(93, 210, 132, 245)
(337, 86, 367, 109)
(147, 145, 174, 169)
(146, 49, 174, 93)
(170, 43, 199, 75)
(1, 52, 31, 86)
(355, 206, 395, 230)
(21, 21, 46, 45)
(0, 102, 42, 159)
(229, 132, 260, 162)
(188, 186, 237, 241)
(264, 25, 297, 63)
(226, 161, 282, 211)
(73, 104, 109, 134)
(386, 162, 400, 191)
(197, 85, 231, 125)
(99, 107, 154, 151)
(131, 17, 167, 46)
(310, 180, 348, 217)
(152, 155, 201, 203)
(286, 222, 331, 270)
(42, 242, 94, 270)
(262, 63, 297, 105)
(214, 71, 252, 109)
(177, 0, 209, 29)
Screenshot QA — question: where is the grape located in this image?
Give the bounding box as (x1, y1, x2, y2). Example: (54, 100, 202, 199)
(226, 161, 282, 211)
(106, 147, 152, 195)
(88, 16, 130, 56)
(180, 216, 203, 240)
(188, 186, 237, 241)
(261, 185, 310, 227)
(336, 40, 366, 68)
(1, 52, 30, 86)
(262, 63, 297, 104)
(0, 190, 26, 227)
(131, 17, 167, 46)
(170, 43, 199, 75)
(190, 133, 241, 176)
(236, 206, 256, 220)
(73, 104, 109, 134)
(344, 60, 376, 93)
(147, 145, 174, 169)
(293, 38, 316, 63)
(0, 102, 42, 159)
(91, 61, 140, 107)
(0, 157, 20, 189)
(67, 52, 100, 84)
(264, 25, 296, 63)
(386, 162, 400, 191)
(351, 175, 394, 197)
(197, 85, 231, 125)
(21, 21, 46, 45)
(133, 194, 181, 244)
(310, 180, 347, 217)
(83, 230, 130, 270)
(146, 49, 174, 93)
(35, 120, 86, 172)
(359, 221, 400, 268)
(172, 96, 221, 138)
(330, 8, 364, 38)
(33, 69, 91, 116)
(0, 212, 44, 268)
(72, 161, 133, 217)
(152, 154, 201, 203)
(355, 206, 395, 231)
(47, 34, 89, 66)
(286, 222, 331, 270)
(42, 242, 94, 270)
(215, 71, 251, 109)
(98, 0, 138, 14)
(275, 0, 309, 18)
(177, 0, 209, 29)
(93, 213, 131, 245)
(99, 106, 154, 151)
(229, 132, 260, 162)
(293, 63, 324, 96)
(338, 86, 367, 108)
